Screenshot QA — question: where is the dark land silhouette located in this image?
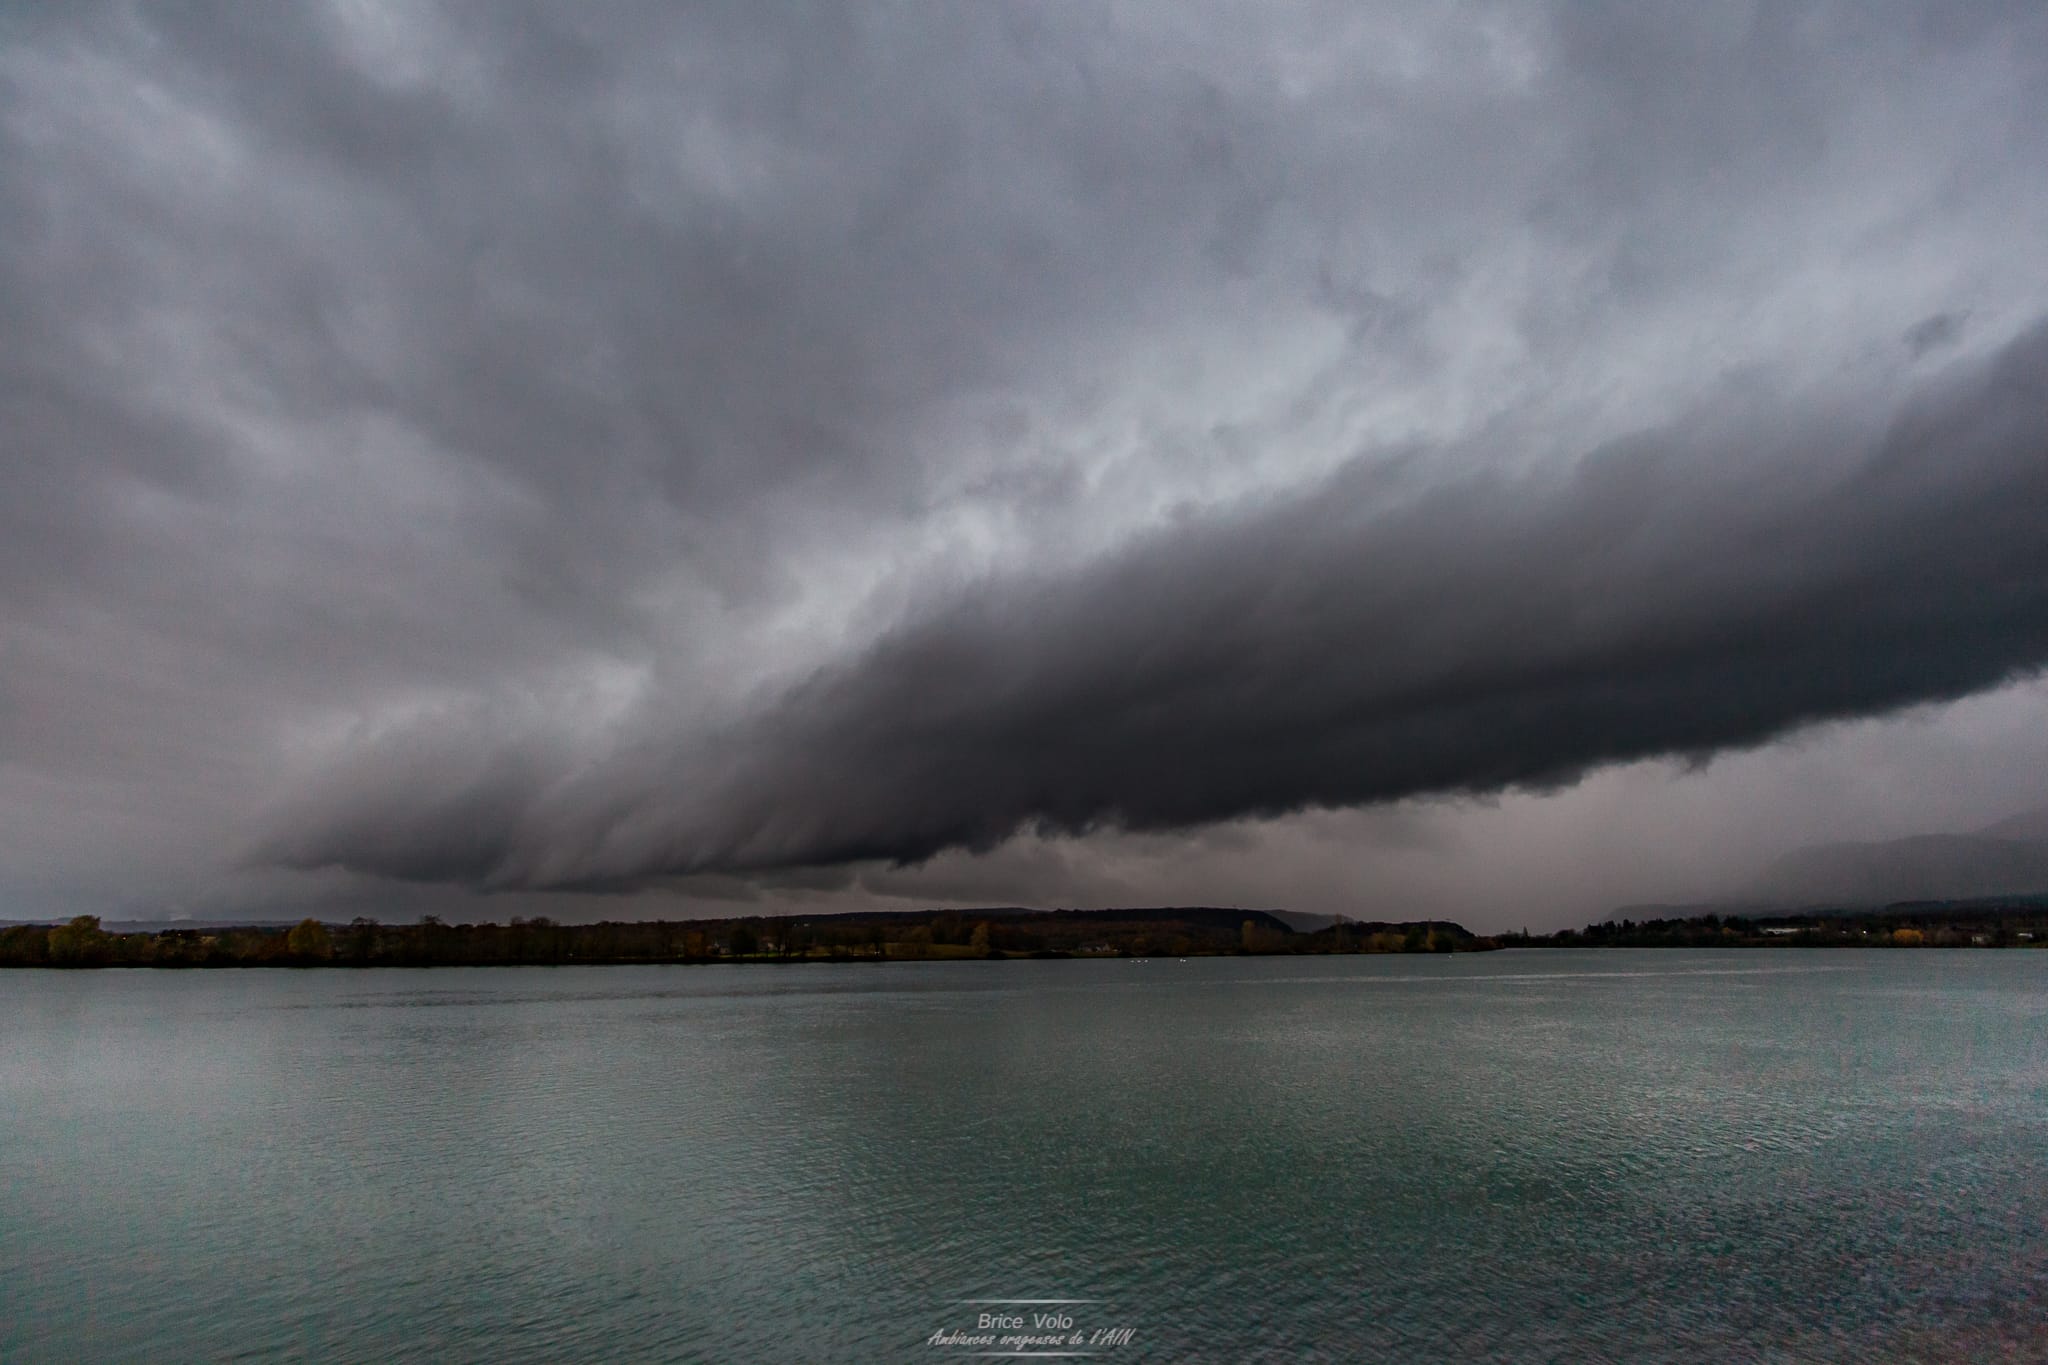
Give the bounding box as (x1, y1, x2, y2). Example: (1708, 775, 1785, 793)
(0, 906, 1490, 968)
(8, 898, 2046, 968)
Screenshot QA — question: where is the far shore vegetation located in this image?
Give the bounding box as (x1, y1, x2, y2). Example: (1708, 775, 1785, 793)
(1503, 900, 2048, 950)
(2, 907, 1483, 968)
(3, 901, 2043, 969)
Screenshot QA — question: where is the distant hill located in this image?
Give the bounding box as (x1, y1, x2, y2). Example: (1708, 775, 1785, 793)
(1268, 910, 1353, 933)
(1752, 833, 2048, 906)
(1605, 804, 2048, 921)
(1980, 806, 2048, 842)
(1605, 901, 1775, 923)
(801, 905, 1302, 935)
(0, 918, 304, 932)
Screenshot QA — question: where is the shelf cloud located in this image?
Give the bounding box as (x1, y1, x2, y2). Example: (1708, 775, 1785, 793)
(260, 325, 2048, 886)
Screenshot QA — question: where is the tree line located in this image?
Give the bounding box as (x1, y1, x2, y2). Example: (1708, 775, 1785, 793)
(1507, 903, 2048, 949)
(0, 907, 1498, 968)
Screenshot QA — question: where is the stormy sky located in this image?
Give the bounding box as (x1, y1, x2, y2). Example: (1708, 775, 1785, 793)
(5, 1, 2047, 929)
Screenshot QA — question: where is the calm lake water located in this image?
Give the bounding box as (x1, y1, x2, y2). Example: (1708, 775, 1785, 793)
(3, 950, 2045, 1362)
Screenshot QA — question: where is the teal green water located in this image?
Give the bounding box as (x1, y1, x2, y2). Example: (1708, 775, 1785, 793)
(3, 951, 2045, 1362)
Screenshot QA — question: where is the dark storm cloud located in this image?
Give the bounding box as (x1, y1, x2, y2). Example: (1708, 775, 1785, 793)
(1905, 311, 1969, 359)
(264, 322, 2048, 886)
(5, 1, 2048, 916)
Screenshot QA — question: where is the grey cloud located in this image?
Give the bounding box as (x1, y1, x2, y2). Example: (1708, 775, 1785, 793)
(264, 321, 2048, 887)
(1905, 311, 1968, 358)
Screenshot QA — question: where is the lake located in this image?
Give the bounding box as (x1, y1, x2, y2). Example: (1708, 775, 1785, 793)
(3, 951, 2044, 1361)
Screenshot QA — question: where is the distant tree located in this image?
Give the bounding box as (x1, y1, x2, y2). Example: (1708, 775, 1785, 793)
(47, 915, 110, 966)
(1241, 920, 1257, 954)
(970, 922, 992, 957)
(729, 924, 759, 957)
(0, 924, 51, 965)
(346, 917, 379, 963)
(287, 918, 333, 962)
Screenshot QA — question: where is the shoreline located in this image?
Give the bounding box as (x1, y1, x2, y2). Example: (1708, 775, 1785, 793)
(7, 902, 2043, 969)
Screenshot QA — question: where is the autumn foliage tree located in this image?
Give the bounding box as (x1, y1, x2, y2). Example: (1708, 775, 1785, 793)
(287, 918, 333, 962)
(46, 916, 110, 966)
